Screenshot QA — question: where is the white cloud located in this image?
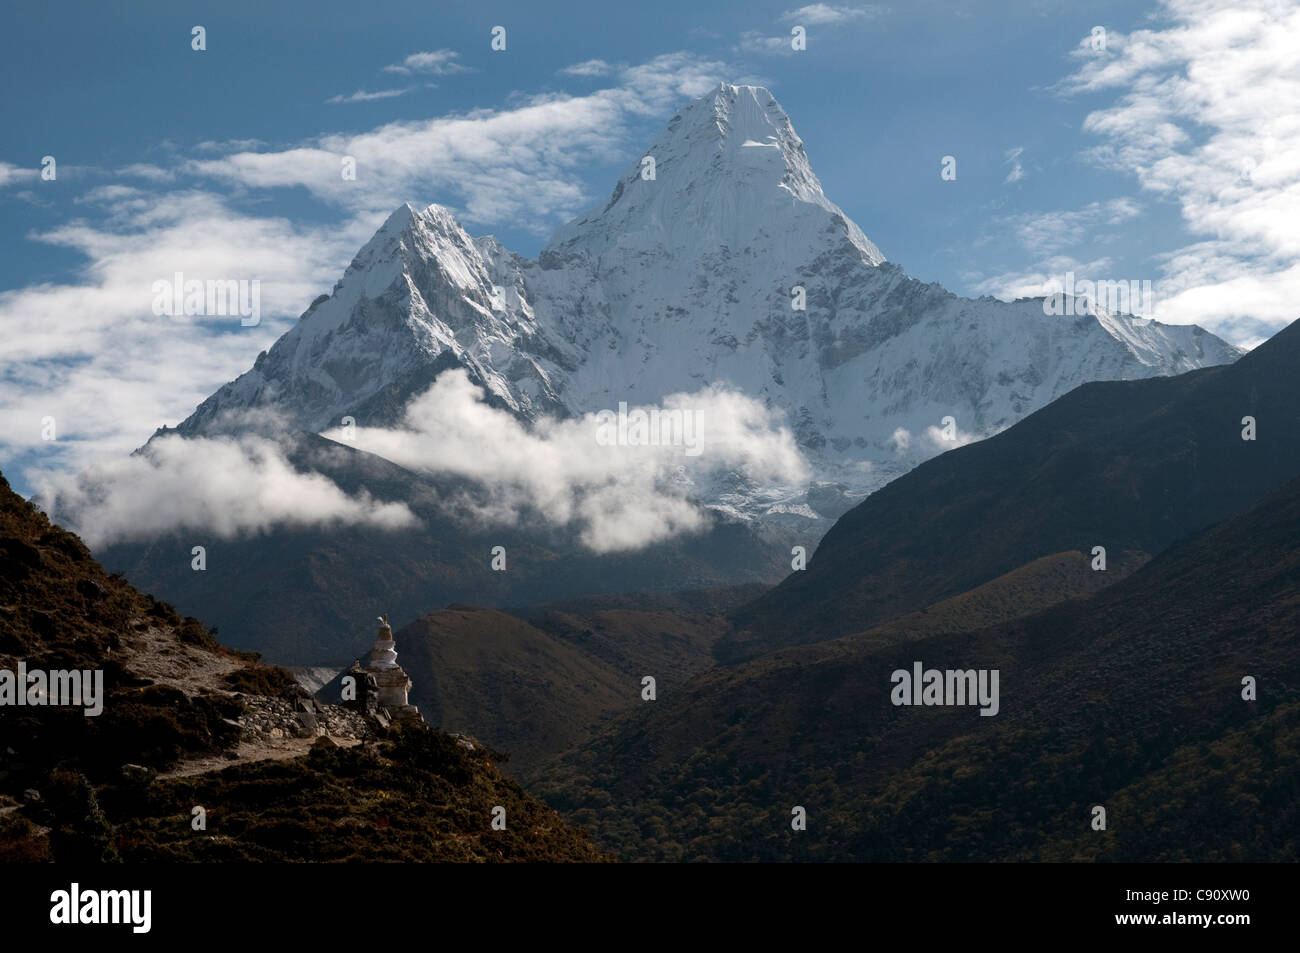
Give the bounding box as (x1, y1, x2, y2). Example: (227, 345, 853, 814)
(0, 161, 38, 189)
(0, 51, 735, 497)
(194, 138, 265, 153)
(737, 31, 795, 56)
(322, 370, 810, 553)
(0, 188, 374, 479)
(75, 184, 145, 204)
(117, 163, 175, 182)
(25, 365, 811, 554)
(383, 49, 469, 76)
(744, 3, 884, 53)
(34, 433, 417, 548)
(888, 421, 978, 458)
(185, 52, 732, 229)
(559, 59, 618, 77)
(1053, 0, 1300, 340)
(326, 87, 414, 104)
(972, 198, 1144, 304)
(972, 254, 1116, 304)
(780, 4, 882, 25)
(1011, 199, 1140, 256)
(923, 421, 979, 451)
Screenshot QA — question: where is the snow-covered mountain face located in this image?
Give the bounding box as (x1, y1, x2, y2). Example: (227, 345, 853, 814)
(172, 202, 568, 439)
(172, 83, 1241, 517)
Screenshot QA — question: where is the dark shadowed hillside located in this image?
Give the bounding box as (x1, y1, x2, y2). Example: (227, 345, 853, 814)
(727, 317, 1300, 660)
(536, 471, 1300, 861)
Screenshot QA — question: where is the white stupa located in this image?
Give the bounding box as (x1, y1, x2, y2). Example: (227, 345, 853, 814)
(366, 614, 422, 723)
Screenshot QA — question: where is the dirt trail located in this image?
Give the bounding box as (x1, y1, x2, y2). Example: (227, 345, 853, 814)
(117, 620, 367, 781)
(160, 735, 364, 780)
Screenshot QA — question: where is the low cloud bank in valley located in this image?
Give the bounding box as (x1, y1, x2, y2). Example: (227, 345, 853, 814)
(35, 371, 811, 553)
(34, 433, 417, 548)
(322, 370, 811, 553)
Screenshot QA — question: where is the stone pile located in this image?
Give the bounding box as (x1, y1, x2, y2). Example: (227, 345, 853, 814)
(236, 693, 369, 745)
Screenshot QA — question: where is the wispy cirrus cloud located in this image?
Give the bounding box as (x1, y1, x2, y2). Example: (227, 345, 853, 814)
(117, 163, 175, 182)
(325, 48, 462, 104)
(742, 3, 884, 55)
(1003, 147, 1025, 184)
(972, 200, 1141, 304)
(971, 254, 1118, 306)
(325, 86, 415, 104)
(194, 138, 265, 153)
(1009, 199, 1140, 256)
(737, 31, 794, 56)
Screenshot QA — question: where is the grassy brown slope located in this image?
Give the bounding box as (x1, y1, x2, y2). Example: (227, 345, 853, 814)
(0, 470, 245, 791)
(389, 607, 629, 775)
(518, 604, 731, 698)
(837, 548, 1148, 649)
(335, 596, 737, 776)
(536, 476, 1300, 862)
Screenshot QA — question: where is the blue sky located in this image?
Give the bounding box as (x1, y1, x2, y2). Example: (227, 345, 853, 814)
(2, 0, 1298, 497)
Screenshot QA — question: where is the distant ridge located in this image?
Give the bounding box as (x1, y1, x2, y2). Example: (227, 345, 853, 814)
(727, 316, 1300, 658)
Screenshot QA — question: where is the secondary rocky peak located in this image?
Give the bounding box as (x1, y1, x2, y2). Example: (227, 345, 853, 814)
(350, 201, 475, 263)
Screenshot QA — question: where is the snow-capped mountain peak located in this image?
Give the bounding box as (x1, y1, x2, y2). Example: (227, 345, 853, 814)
(546, 83, 884, 267)
(168, 83, 1241, 519)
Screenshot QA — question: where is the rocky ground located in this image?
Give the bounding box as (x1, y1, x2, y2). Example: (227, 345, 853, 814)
(160, 693, 371, 779)
(115, 617, 374, 779)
